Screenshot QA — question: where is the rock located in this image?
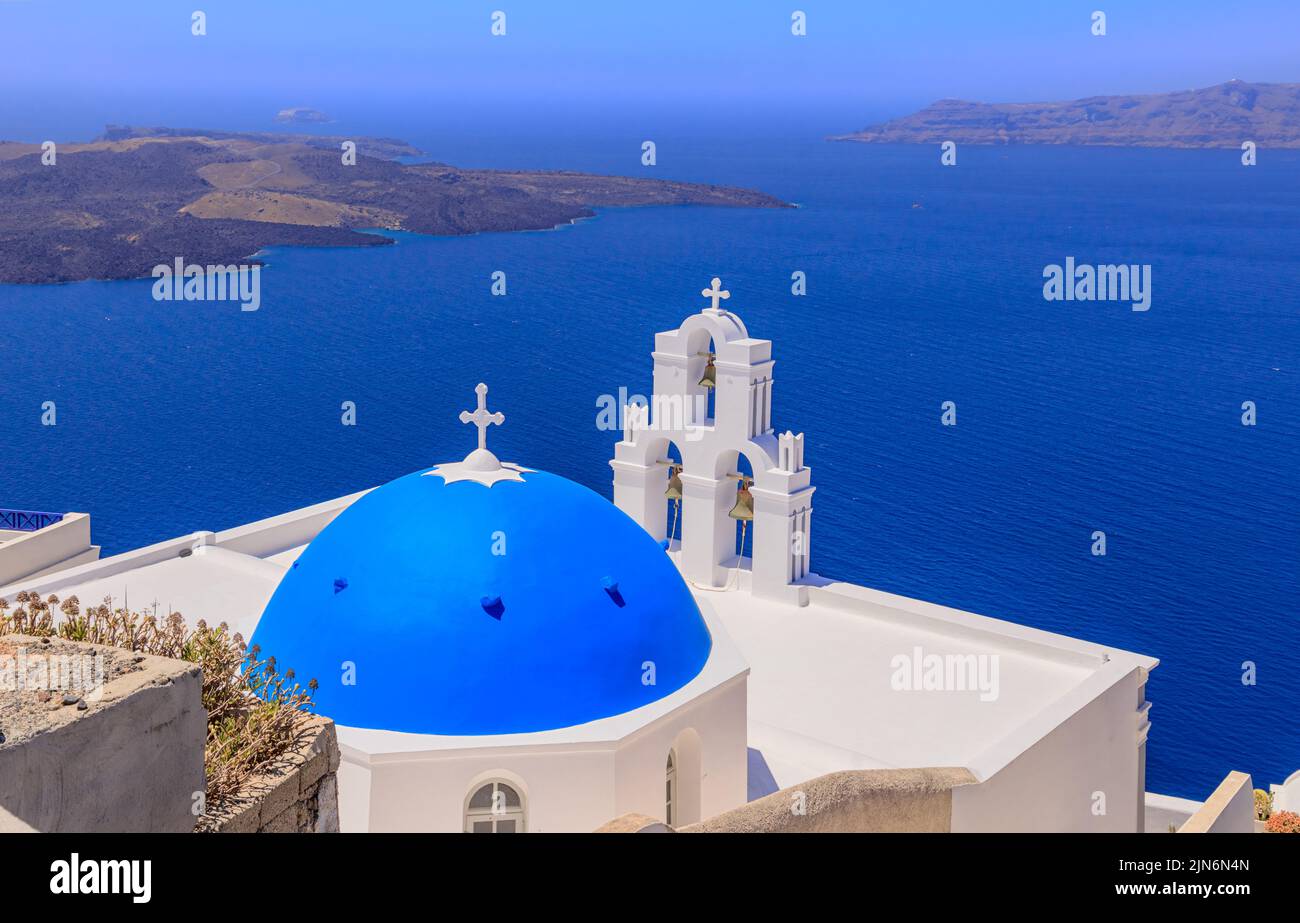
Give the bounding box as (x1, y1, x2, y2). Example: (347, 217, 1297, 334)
(62, 693, 79, 706)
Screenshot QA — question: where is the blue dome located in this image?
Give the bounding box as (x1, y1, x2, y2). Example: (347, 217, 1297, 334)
(250, 466, 712, 735)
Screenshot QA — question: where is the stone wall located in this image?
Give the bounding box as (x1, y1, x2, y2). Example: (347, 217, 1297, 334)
(597, 767, 976, 833)
(0, 634, 205, 832)
(198, 715, 340, 833)
(594, 813, 672, 833)
(1, 633, 340, 833)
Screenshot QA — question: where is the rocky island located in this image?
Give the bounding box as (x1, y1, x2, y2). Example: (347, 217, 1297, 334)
(275, 107, 332, 124)
(835, 80, 1300, 149)
(0, 127, 790, 284)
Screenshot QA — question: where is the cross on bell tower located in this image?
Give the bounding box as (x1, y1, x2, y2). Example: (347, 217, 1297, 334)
(701, 277, 730, 313)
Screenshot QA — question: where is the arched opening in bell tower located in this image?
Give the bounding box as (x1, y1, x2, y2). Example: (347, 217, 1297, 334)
(663, 440, 686, 549)
(698, 336, 718, 424)
(684, 326, 718, 428)
(717, 449, 756, 566)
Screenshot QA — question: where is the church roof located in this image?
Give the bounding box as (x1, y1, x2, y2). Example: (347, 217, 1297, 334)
(250, 386, 712, 736)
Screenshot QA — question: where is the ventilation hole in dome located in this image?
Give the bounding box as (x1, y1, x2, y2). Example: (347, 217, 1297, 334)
(481, 595, 505, 620)
(601, 577, 626, 608)
(333, 577, 348, 594)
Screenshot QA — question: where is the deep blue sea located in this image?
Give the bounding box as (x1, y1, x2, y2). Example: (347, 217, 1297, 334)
(2, 112, 1297, 800)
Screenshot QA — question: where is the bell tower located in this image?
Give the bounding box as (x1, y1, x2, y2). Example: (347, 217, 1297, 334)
(610, 279, 815, 605)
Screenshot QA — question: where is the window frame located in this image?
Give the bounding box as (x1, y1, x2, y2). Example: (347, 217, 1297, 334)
(464, 779, 527, 833)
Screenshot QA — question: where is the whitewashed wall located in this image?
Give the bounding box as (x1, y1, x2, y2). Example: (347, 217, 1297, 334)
(338, 676, 747, 832)
(613, 676, 747, 825)
(951, 667, 1148, 832)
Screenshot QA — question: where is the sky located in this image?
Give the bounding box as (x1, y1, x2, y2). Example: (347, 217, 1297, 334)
(1, 0, 1297, 133)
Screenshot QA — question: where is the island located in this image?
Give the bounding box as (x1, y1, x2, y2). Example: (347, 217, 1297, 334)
(0, 127, 790, 284)
(275, 107, 332, 124)
(834, 80, 1300, 149)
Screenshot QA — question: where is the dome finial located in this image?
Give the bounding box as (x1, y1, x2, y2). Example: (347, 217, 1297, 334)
(458, 382, 505, 471)
(425, 382, 527, 486)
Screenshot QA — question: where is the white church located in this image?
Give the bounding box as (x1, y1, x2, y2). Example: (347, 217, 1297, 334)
(2, 280, 1165, 833)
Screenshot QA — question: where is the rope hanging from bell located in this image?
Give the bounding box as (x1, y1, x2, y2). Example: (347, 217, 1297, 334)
(729, 475, 754, 564)
(664, 462, 683, 544)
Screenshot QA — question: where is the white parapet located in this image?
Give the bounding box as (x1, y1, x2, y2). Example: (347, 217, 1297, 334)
(0, 512, 100, 587)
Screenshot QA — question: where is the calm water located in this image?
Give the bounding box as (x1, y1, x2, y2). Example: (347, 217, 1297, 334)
(2, 128, 1297, 800)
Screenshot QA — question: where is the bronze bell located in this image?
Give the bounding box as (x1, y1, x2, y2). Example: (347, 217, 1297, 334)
(728, 479, 754, 521)
(664, 464, 683, 501)
(698, 353, 716, 389)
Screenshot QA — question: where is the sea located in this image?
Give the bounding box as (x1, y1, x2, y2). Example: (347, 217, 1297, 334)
(2, 101, 1297, 800)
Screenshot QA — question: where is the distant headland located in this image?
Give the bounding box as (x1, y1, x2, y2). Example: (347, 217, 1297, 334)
(0, 127, 790, 284)
(275, 107, 332, 124)
(834, 80, 1300, 149)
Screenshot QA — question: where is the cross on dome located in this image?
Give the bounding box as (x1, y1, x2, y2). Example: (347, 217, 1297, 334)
(425, 381, 528, 487)
(460, 382, 504, 452)
(701, 277, 730, 313)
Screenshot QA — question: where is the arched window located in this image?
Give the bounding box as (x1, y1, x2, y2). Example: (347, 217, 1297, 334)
(666, 749, 678, 826)
(465, 780, 526, 833)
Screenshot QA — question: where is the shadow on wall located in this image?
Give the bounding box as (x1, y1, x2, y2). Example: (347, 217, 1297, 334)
(747, 747, 780, 800)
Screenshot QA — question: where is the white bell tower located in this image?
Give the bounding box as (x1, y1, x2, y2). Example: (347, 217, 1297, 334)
(610, 279, 815, 605)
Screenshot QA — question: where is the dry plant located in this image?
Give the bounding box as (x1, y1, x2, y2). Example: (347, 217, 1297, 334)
(0, 590, 319, 813)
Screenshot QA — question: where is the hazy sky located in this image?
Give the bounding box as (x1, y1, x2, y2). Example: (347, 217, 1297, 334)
(2, 1, 1297, 116)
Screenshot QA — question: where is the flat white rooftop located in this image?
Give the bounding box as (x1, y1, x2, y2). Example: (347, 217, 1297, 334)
(692, 574, 1153, 795)
(0, 489, 370, 640)
(26, 545, 289, 640)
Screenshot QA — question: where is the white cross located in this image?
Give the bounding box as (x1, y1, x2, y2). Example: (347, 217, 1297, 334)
(701, 277, 730, 311)
(459, 382, 504, 451)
